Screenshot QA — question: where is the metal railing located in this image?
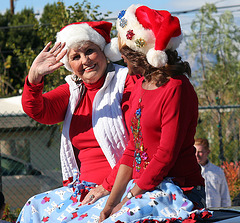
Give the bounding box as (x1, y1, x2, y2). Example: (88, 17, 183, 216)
(0, 105, 240, 210)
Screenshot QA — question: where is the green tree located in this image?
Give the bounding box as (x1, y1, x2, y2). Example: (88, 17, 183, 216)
(188, 3, 240, 106)
(0, 10, 15, 95)
(9, 8, 41, 93)
(0, 8, 41, 96)
(187, 3, 240, 164)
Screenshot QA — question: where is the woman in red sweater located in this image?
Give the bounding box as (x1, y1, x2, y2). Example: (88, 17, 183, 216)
(17, 21, 138, 222)
(98, 5, 209, 222)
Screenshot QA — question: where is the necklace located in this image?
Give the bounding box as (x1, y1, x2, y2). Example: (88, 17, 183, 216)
(138, 88, 146, 104)
(138, 79, 155, 108)
(138, 80, 156, 103)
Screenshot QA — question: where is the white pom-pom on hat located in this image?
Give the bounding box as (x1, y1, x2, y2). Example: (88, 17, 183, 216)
(104, 37, 122, 62)
(146, 48, 168, 68)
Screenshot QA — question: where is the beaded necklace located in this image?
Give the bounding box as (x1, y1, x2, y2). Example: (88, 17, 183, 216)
(130, 81, 153, 172)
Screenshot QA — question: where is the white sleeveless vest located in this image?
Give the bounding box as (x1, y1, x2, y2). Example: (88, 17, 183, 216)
(60, 63, 129, 180)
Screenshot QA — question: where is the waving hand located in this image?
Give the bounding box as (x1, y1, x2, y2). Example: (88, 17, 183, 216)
(28, 42, 67, 84)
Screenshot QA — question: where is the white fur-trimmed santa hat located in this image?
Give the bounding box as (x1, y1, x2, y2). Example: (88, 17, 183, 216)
(117, 4, 183, 68)
(56, 21, 121, 72)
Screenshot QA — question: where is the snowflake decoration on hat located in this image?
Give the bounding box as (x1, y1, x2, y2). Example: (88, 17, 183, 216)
(118, 10, 126, 19)
(135, 38, 146, 48)
(126, 30, 135, 40)
(119, 18, 127, 28)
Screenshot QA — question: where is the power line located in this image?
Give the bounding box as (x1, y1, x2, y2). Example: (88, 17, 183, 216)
(103, 4, 240, 22)
(0, 24, 34, 30)
(170, 4, 240, 15)
(0, 23, 50, 30)
(0, 4, 239, 30)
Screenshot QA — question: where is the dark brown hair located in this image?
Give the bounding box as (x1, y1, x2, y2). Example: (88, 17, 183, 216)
(120, 45, 191, 87)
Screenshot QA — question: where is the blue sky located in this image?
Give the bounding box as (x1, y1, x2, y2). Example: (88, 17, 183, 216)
(5, 0, 239, 14)
(1, 0, 240, 33)
(1, 0, 239, 76)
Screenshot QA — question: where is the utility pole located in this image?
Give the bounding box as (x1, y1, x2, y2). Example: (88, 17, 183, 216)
(10, 0, 14, 15)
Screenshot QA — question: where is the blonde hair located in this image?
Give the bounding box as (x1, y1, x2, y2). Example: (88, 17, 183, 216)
(195, 138, 210, 151)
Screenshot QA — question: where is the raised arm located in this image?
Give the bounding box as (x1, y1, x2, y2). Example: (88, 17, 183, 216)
(22, 42, 69, 124)
(28, 42, 67, 84)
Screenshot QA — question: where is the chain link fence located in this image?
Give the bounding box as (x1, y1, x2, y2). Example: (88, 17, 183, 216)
(196, 105, 240, 166)
(0, 112, 62, 210)
(0, 105, 240, 210)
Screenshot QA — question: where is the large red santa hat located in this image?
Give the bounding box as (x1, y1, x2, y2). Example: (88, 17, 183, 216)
(117, 4, 183, 68)
(56, 21, 121, 72)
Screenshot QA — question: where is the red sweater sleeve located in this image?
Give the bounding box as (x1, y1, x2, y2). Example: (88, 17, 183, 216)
(21, 76, 70, 124)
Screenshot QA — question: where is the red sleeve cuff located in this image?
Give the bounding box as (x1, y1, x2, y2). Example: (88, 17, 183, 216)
(25, 75, 44, 89)
(101, 178, 113, 192)
(120, 154, 134, 167)
(101, 161, 122, 192)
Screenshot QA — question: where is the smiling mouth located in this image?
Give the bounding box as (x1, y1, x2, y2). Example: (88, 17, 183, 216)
(84, 64, 96, 71)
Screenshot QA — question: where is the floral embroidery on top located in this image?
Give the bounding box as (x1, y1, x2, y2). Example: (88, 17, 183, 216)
(130, 97, 149, 172)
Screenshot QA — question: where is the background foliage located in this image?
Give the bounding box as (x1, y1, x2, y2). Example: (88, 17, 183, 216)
(0, 0, 112, 96)
(221, 161, 240, 200)
(186, 3, 240, 164)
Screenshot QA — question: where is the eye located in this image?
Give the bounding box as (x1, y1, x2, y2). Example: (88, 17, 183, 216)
(86, 48, 94, 55)
(73, 55, 80, 60)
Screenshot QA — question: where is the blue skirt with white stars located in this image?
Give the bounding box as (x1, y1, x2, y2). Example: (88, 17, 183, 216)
(17, 169, 210, 223)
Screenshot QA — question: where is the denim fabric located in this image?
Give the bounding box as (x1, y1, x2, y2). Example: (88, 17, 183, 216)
(185, 186, 206, 209)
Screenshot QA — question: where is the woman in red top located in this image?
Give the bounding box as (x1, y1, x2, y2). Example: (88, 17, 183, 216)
(17, 21, 138, 222)
(98, 5, 208, 222)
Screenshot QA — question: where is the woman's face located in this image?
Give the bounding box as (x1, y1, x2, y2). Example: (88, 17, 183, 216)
(68, 42, 107, 84)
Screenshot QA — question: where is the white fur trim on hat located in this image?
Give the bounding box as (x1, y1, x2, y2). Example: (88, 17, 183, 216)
(166, 33, 183, 51)
(56, 23, 107, 72)
(146, 48, 168, 68)
(117, 4, 155, 56)
(104, 37, 122, 62)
